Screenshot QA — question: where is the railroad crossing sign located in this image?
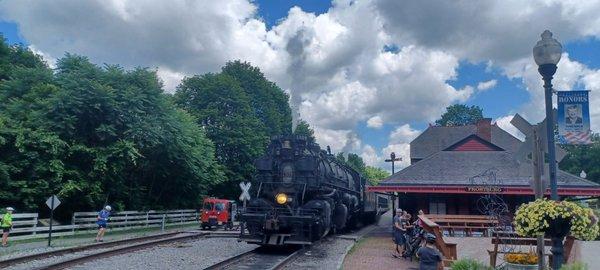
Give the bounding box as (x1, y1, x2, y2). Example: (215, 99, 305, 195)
(239, 182, 251, 202)
(45, 195, 61, 210)
(511, 113, 567, 163)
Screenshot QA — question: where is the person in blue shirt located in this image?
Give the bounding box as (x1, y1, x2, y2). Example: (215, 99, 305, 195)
(417, 233, 443, 270)
(95, 205, 112, 242)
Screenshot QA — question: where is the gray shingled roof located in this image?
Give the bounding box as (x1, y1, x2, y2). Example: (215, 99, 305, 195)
(410, 124, 524, 160)
(380, 151, 598, 187)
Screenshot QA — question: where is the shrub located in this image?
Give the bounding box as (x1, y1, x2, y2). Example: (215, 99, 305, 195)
(451, 258, 492, 270)
(560, 262, 588, 270)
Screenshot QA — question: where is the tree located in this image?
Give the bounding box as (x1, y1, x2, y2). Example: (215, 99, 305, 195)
(560, 133, 600, 184)
(221, 61, 292, 135)
(364, 166, 391, 185)
(0, 46, 223, 214)
(174, 73, 267, 198)
(294, 120, 316, 142)
(435, 104, 484, 126)
(336, 152, 367, 176)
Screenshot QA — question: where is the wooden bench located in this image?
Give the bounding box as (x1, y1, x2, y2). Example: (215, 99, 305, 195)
(487, 231, 575, 267)
(419, 215, 458, 269)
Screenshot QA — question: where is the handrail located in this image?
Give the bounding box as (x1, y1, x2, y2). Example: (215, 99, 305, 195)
(418, 215, 458, 261)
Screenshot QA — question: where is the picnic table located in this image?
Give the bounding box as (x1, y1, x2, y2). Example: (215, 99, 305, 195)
(487, 230, 575, 267)
(426, 214, 499, 237)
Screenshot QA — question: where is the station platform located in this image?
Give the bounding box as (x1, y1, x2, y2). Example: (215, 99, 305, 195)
(342, 212, 418, 270)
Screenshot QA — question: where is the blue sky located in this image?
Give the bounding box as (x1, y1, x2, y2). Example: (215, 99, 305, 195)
(1, 0, 599, 169)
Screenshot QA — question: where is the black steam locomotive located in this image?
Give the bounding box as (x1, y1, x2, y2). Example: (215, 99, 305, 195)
(238, 135, 387, 245)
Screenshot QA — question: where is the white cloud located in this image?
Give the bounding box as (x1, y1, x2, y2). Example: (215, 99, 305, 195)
(366, 116, 383, 129)
(389, 124, 420, 144)
(477, 80, 497, 91)
(4, 0, 600, 169)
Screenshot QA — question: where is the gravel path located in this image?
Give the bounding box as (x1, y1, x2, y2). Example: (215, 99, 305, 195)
(65, 238, 255, 270)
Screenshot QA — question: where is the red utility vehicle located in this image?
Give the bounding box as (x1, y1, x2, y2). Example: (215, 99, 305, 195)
(200, 198, 236, 230)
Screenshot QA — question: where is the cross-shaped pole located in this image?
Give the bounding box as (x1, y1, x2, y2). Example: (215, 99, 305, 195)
(385, 152, 402, 218)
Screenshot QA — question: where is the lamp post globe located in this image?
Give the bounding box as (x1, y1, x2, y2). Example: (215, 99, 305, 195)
(533, 29, 564, 270)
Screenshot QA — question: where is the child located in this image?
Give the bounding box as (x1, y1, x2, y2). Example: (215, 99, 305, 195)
(417, 233, 442, 270)
(95, 205, 112, 242)
(1, 207, 14, 247)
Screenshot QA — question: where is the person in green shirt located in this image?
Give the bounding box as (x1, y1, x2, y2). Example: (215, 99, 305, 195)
(1, 207, 14, 247)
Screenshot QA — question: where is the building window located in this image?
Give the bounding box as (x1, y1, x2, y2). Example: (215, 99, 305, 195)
(429, 202, 446, 214)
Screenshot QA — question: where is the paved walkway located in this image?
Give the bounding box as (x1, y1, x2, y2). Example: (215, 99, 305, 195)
(342, 212, 418, 270)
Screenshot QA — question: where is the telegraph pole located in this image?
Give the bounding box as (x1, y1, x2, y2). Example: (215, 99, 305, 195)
(385, 152, 401, 217)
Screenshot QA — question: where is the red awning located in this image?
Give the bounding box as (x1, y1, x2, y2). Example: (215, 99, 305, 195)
(368, 185, 600, 196)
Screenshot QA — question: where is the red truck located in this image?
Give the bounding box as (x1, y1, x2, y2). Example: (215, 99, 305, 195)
(200, 198, 236, 230)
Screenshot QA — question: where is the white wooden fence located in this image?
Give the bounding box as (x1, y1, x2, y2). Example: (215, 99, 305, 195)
(7, 209, 198, 240)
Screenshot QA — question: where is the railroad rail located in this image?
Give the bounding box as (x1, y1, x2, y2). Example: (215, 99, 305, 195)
(204, 245, 304, 270)
(0, 230, 239, 269)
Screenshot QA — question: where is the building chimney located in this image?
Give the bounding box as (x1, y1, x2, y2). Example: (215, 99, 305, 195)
(476, 118, 492, 141)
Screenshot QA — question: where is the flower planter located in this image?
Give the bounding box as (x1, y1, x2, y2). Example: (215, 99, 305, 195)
(504, 262, 538, 270)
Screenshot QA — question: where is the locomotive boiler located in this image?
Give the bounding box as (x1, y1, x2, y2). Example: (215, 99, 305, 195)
(238, 135, 386, 245)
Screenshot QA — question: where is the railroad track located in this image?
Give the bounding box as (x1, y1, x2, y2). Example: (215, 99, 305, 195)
(203, 245, 303, 270)
(0, 230, 239, 270)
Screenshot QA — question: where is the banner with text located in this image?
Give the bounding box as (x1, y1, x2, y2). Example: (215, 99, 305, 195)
(557, 90, 591, 144)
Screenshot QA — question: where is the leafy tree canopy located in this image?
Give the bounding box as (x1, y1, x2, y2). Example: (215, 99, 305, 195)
(174, 73, 268, 198)
(364, 166, 391, 185)
(560, 133, 600, 184)
(435, 104, 484, 126)
(221, 61, 292, 136)
(0, 42, 223, 215)
(293, 120, 316, 143)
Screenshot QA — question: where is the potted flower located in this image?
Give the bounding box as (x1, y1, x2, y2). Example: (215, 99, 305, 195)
(504, 251, 538, 270)
(514, 199, 599, 241)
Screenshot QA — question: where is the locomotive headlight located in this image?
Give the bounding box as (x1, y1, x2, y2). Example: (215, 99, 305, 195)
(275, 193, 288, 205)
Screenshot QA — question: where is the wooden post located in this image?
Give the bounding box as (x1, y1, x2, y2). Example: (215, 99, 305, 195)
(533, 128, 545, 270)
(146, 212, 149, 227)
(33, 215, 38, 235)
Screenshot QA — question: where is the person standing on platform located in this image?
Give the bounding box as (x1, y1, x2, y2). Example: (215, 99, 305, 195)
(1, 207, 14, 247)
(393, 208, 406, 257)
(417, 233, 442, 270)
(95, 205, 112, 242)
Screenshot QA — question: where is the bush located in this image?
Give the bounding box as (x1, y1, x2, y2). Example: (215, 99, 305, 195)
(451, 258, 492, 270)
(560, 262, 588, 270)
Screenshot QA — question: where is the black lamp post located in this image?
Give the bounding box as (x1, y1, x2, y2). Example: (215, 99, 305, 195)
(533, 30, 563, 270)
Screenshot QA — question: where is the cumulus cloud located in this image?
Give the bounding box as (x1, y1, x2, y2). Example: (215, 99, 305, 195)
(477, 80, 497, 91)
(366, 116, 383, 129)
(4, 0, 600, 170)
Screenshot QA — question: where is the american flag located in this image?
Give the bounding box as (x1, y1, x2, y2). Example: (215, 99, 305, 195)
(561, 130, 592, 144)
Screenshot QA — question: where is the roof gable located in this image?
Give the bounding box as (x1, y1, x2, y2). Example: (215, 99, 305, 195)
(444, 135, 504, 151)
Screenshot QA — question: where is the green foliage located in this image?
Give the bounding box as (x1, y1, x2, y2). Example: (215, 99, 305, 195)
(0, 42, 223, 215)
(435, 104, 484, 126)
(364, 166, 390, 185)
(174, 73, 268, 198)
(336, 152, 369, 177)
(293, 120, 316, 143)
(560, 262, 588, 270)
(450, 258, 492, 270)
(221, 61, 292, 136)
(560, 133, 600, 184)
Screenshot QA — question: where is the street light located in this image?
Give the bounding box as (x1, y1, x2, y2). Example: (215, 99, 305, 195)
(533, 29, 562, 270)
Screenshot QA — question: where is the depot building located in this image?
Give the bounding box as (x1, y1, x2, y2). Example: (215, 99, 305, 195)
(368, 118, 600, 215)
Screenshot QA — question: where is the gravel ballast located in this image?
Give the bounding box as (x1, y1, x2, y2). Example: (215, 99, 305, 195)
(65, 237, 255, 270)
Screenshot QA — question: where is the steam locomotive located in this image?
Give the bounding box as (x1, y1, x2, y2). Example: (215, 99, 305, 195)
(238, 135, 388, 245)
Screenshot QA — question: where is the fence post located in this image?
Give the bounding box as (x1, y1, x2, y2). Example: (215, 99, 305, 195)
(33, 214, 38, 235)
(180, 210, 184, 224)
(71, 213, 76, 234)
(161, 214, 166, 231)
(125, 213, 128, 228)
(146, 211, 149, 227)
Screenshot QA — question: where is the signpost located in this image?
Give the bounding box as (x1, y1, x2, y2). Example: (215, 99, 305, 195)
(45, 195, 61, 247)
(239, 182, 251, 234)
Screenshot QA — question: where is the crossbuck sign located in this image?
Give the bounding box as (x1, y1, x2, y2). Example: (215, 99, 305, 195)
(239, 182, 251, 202)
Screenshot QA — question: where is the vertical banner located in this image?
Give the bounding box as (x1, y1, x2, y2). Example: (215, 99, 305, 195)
(557, 91, 591, 144)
